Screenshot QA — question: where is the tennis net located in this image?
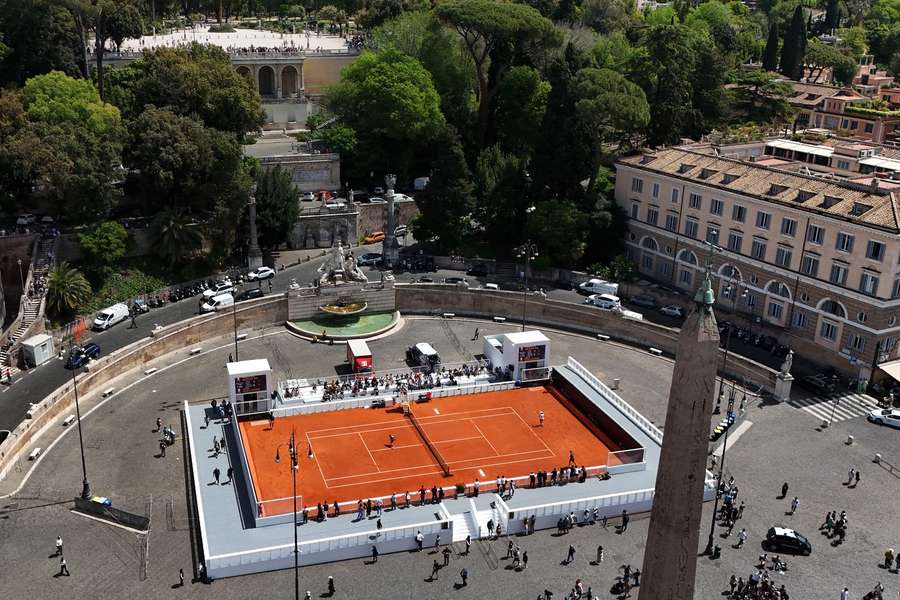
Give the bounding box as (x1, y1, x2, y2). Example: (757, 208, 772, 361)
(406, 411, 453, 477)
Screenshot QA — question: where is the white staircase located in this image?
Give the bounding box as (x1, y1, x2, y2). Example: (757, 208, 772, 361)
(451, 511, 477, 542)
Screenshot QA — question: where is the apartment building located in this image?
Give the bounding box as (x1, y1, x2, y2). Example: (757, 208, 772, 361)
(853, 55, 895, 97)
(789, 82, 900, 144)
(615, 144, 900, 379)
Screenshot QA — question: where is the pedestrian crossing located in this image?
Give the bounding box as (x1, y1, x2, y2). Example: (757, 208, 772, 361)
(788, 392, 880, 423)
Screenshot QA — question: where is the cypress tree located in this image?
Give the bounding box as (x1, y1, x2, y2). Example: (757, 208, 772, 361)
(780, 6, 807, 80)
(763, 23, 780, 71)
(824, 0, 841, 31)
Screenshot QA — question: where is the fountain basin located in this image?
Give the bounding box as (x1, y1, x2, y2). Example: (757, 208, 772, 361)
(319, 301, 367, 315)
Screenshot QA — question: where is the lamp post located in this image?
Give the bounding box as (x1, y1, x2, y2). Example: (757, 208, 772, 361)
(715, 278, 747, 412)
(703, 390, 736, 556)
(16, 258, 24, 292)
(70, 345, 92, 499)
(275, 430, 300, 600)
(231, 298, 239, 363)
(515, 236, 538, 332)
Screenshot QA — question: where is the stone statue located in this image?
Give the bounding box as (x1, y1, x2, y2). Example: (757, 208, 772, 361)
(779, 349, 793, 376)
(317, 241, 368, 285)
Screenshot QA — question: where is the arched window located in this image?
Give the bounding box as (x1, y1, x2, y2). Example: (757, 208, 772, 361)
(766, 280, 791, 299)
(677, 249, 698, 265)
(640, 236, 659, 251)
(718, 263, 742, 281)
(818, 298, 847, 319)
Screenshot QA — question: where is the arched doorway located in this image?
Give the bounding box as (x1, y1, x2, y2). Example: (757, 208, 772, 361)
(281, 66, 299, 98)
(258, 66, 276, 97)
(236, 66, 252, 83)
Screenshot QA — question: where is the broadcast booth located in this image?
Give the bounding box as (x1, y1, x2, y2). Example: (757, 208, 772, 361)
(227, 359, 274, 415)
(482, 330, 551, 383)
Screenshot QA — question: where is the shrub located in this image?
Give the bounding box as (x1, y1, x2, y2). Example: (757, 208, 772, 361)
(208, 23, 236, 33)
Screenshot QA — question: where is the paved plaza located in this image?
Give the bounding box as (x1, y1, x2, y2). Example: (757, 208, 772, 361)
(2, 317, 900, 599)
(118, 25, 351, 52)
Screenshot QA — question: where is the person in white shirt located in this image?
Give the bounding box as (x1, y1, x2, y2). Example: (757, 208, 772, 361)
(840, 587, 849, 600)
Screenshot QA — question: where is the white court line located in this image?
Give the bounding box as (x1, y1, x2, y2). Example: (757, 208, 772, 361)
(308, 412, 515, 441)
(471, 421, 500, 456)
(414, 406, 513, 422)
(309, 422, 417, 440)
(308, 431, 329, 491)
(371, 443, 421, 453)
(358, 432, 380, 473)
(432, 435, 485, 445)
(434, 408, 440, 415)
(508, 408, 555, 454)
(324, 461, 441, 481)
(478, 469, 486, 477)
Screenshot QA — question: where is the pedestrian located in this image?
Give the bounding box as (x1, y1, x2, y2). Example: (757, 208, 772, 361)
(328, 576, 335, 595)
(213, 467, 220, 484)
(473, 478, 480, 497)
(376, 518, 382, 530)
(847, 468, 855, 485)
(507, 539, 514, 558)
(59, 557, 69, 576)
(601, 514, 608, 529)
(597, 545, 604, 564)
(156, 417, 162, 432)
(472, 328, 479, 341)
(268, 280, 273, 293)
(737, 501, 745, 519)
(538, 410, 545, 427)
(416, 530, 424, 551)
(305, 592, 311, 600)
(443, 546, 451, 566)
(371, 546, 378, 563)
(460, 567, 468, 586)
(226, 467, 233, 484)
(840, 587, 849, 600)
(790, 496, 799, 515)
(465, 535, 471, 555)
(632, 569, 641, 586)
(55, 536, 63, 556)
(431, 559, 440, 580)
(781, 482, 789, 498)
(854, 470, 860, 487)
(405, 491, 411, 508)
(129, 311, 137, 328)
(621, 509, 629, 532)
(565, 544, 576, 564)
(388, 434, 396, 447)
(179, 568, 184, 587)
(159, 440, 167, 457)
(569, 449, 576, 466)
(487, 519, 494, 537)
(737, 528, 747, 547)
(228, 353, 233, 364)
(729, 574, 737, 595)
(522, 551, 528, 569)
(390, 493, 397, 511)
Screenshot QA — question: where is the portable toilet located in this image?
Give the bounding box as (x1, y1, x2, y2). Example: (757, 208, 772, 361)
(21, 333, 55, 368)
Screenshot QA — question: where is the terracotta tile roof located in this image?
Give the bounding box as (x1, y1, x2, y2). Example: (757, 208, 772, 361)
(787, 82, 867, 107)
(618, 148, 900, 232)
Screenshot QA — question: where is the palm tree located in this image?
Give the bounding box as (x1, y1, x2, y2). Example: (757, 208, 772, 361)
(151, 209, 202, 267)
(46, 262, 92, 317)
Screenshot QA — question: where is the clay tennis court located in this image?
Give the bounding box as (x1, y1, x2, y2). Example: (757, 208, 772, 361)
(239, 385, 626, 516)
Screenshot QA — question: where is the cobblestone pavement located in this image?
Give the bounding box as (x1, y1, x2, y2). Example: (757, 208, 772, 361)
(2, 318, 899, 600)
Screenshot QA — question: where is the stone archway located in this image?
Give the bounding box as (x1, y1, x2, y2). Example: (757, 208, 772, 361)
(281, 66, 299, 98)
(236, 66, 252, 83)
(258, 66, 276, 97)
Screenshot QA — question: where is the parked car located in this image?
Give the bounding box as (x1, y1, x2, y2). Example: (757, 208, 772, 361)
(578, 278, 619, 296)
(585, 294, 621, 311)
(443, 277, 469, 288)
(484, 283, 500, 290)
(659, 305, 685, 318)
(92, 303, 130, 331)
(357, 252, 382, 266)
(373, 186, 385, 195)
(417, 276, 434, 283)
(800, 374, 836, 394)
(235, 288, 265, 302)
(131, 298, 150, 314)
(466, 263, 488, 277)
(247, 266, 275, 281)
(65, 343, 101, 369)
(40, 215, 54, 224)
(406, 342, 441, 372)
(393, 193, 414, 202)
(367, 197, 387, 205)
(200, 293, 234, 313)
(364, 231, 386, 243)
(16, 213, 36, 226)
(301, 191, 316, 201)
(867, 408, 900, 428)
(630, 294, 658, 308)
(394, 225, 408, 237)
(203, 280, 234, 299)
(765, 527, 812, 555)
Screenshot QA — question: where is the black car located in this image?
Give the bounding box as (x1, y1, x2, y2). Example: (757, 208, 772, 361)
(466, 263, 488, 277)
(65, 343, 101, 369)
(235, 288, 265, 302)
(132, 298, 150, 314)
(765, 527, 811, 555)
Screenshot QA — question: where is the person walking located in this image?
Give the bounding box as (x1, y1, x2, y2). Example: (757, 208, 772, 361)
(790, 496, 799, 515)
(328, 576, 335, 595)
(129, 310, 137, 329)
(621, 509, 629, 532)
(416, 530, 424, 551)
(159, 440, 167, 457)
(487, 519, 494, 537)
(472, 328, 479, 341)
(156, 417, 162, 432)
(854, 470, 860, 487)
(507, 539, 514, 559)
(431, 559, 440, 580)
(737, 528, 748, 547)
(443, 546, 451, 566)
(179, 568, 184, 587)
(226, 467, 233, 484)
(729, 574, 737, 595)
(847, 468, 855, 485)
(59, 557, 69, 576)
(596, 545, 604, 564)
(840, 587, 849, 600)
(465, 535, 471, 555)
(565, 544, 576, 564)
(213, 467, 220, 485)
(371, 546, 378, 563)
(780, 482, 789, 498)
(459, 567, 468, 586)
(568, 449, 576, 467)
(522, 551, 528, 570)
(538, 410, 545, 427)
(55, 536, 63, 556)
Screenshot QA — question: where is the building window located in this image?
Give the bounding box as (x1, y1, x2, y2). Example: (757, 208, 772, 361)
(679, 269, 692, 284)
(642, 255, 653, 270)
(829, 263, 848, 286)
(651, 182, 659, 198)
(780, 218, 797, 237)
(767, 301, 784, 320)
(661, 262, 671, 275)
(727, 232, 743, 253)
(865, 123, 874, 133)
(665, 214, 678, 232)
(688, 193, 701, 209)
(893, 278, 900, 299)
(750, 274, 759, 285)
(792, 312, 808, 328)
(800, 254, 819, 276)
(857, 311, 868, 323)
(850, 334, 867, 352)
(820, 320, 838, 342)
(866, 240, 886, 261)
(632, 177, 643, 193)
(646, 207, 659, 226)
(885, 336, 898, 352)
(746, 293, 757, 307)
(799, 292, 809, 303)
(850, 120, 859, 130)
(706, 226, 719, 244)
(732, 204, 747, 223)
(859, 271, 879, 296)
(836, 232, 854, 253)
(631, 203, 639, 219)
(710, 198, 724, 216)
(807, 224, 824, 245)
(756, 211, 771, 230)
(837, 159, 850, 170)
(671, 188, 680, 203)
(684, 219, 698, 239)
(774, 246, 792, 268)
(751, 238, 767, 260)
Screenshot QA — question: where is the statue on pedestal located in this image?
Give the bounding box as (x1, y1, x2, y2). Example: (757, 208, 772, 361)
(779, 349, 794, 376)
(317, 241, 368, 285)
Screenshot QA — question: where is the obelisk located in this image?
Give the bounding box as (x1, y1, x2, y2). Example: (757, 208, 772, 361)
(247, 184, 263, 269)
(638, 272, 720, 600)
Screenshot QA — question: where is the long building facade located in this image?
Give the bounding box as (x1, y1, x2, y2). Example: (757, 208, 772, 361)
(615, 143, 900, 379)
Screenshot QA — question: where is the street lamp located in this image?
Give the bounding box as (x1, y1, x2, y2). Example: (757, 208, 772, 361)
(275, 430, 300, 600)
(515, 237, 538, 332)
(16, 258, 24, 292)
(703, 390, 737, 557)
(69, 344, 92, 499)
(715, 279, 748, 412)
(232, 299, 239, 363)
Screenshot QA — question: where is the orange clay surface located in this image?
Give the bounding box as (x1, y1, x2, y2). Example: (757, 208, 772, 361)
(239, 386, 618, 515)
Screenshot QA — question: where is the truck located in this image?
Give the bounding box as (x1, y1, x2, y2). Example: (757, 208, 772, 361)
(347, 339, 373, 373)
(578, 278, 619, 296)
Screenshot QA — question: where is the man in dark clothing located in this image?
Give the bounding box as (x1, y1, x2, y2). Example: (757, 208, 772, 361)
(459, 567, 468, 586)
(621, 509, 629, 532)
(371, 546, 378, 563)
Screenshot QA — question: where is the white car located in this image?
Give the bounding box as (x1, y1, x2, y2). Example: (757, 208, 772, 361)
(660, 305, 685, 318)
(247, 266, 275, 281)
(585, 293, 621, 311)
(301, 192, 316, 201)
(867, 408, 900, 428)
(393, 193, 414, 202)
(394, 225, 408, 237)
(203, 280, 235, 299)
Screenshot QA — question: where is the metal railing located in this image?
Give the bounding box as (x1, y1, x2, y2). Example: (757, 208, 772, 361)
(566, 357, 664, 445)
(509, 487, 656, 521)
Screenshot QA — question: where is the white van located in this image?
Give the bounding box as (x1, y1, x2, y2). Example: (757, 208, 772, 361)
(585, 294, 622, 311)
(578, 278, 619, 296)
(92, 303, 130, 331)
(200, 293, 234, 313)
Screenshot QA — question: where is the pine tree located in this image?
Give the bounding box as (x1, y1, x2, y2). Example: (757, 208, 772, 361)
(779, 6, 807, 80)
(763, 23, 780, 71)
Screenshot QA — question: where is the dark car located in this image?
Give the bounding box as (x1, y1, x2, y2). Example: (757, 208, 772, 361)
(765, 527, 811, 555)
(466, 263, 488, 277)
(132, 298, 150, 314)
(235, 288, 265, 302)
(65, 343, 100, 369)
(630, 294, 658, 308)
